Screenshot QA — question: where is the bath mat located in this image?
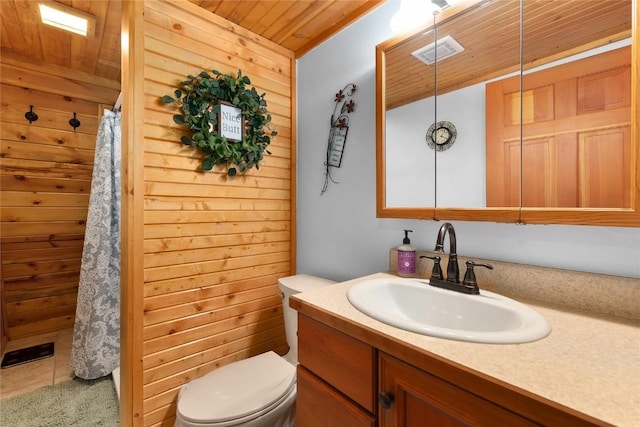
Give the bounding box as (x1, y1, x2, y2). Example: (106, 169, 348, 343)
(0, 375, 119, 426)
(1, 342, 54, 368)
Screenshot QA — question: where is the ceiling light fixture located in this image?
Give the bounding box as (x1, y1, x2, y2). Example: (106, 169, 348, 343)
(38, 1, 95, 37)
(390, 0, 442, 34)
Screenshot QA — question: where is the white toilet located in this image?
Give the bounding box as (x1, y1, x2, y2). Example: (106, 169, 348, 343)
(175, 274, 336, 427)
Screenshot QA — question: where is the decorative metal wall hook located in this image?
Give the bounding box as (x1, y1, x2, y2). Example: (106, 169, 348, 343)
(322, 83, 357, 195)
(24, 105, 38, 124)
(69, 112, 81, 130)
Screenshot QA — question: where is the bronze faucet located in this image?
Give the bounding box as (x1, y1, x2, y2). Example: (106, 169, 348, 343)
(435, 222, 459, 284)
(421, 223, 493, 295)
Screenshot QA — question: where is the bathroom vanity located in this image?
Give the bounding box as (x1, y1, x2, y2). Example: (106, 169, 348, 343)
(290, 272, 640, 426)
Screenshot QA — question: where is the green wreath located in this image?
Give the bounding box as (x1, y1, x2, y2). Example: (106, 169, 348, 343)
(161, 69, 277, 176)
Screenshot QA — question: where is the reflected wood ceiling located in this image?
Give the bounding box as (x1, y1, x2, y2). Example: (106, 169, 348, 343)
(385, 0, 633, 110)
(0, 0, 385, 84)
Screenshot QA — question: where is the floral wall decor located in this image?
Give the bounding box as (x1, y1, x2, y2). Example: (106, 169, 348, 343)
(162, 69, 277, 176)
(322, 83, 356, 194)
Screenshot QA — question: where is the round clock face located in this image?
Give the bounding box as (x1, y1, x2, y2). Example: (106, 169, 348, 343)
(426, 121, 457, 151)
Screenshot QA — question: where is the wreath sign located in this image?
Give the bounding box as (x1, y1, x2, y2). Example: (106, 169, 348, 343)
(162, 69, 277, 176)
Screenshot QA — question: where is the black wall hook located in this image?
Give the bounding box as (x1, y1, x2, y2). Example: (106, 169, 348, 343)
(69, 112, 81, 130)
(25, 105, 38, 124)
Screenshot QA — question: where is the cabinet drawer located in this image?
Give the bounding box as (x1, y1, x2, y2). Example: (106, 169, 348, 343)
(298, 314, 375, 412)
(297, 367, 376, 427)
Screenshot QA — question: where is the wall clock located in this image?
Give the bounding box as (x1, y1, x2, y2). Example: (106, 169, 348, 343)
(426, 120, 457, 152)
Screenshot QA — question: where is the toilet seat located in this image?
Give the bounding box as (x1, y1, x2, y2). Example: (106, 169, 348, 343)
(176, 351, 296, 426)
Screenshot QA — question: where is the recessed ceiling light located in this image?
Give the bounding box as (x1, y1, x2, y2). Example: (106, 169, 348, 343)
(38, 1, 95, 37)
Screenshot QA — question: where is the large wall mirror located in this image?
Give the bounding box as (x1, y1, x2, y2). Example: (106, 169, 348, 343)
(376, 0, 639, 226)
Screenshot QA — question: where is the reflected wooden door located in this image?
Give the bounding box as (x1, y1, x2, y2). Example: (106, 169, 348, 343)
(486, 46, 631, 208)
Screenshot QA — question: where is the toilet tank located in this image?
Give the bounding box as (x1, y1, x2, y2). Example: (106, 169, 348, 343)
(278, 274, 336, 364)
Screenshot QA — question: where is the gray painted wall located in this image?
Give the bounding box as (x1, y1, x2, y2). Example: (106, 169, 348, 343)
(296, 1, 640, 282)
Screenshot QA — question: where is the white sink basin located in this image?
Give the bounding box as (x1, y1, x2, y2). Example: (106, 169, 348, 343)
(347, 278, 550, 344)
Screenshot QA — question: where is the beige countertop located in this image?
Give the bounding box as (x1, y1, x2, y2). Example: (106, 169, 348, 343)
(291, 272, 640, 427)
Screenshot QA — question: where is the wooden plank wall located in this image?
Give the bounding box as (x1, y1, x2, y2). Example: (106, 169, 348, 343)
(0, 54, 120, 339)
(139, 1, 295, 425)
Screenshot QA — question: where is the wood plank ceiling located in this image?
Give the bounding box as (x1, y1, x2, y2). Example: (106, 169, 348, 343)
(190, 0, 386, 56)
(3, 0, 631, 110)
(385, 0, 632, 110)
(0, 0, 385, 83)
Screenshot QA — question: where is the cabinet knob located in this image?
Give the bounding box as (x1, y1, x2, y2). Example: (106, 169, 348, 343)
(378, 391, 395, 409)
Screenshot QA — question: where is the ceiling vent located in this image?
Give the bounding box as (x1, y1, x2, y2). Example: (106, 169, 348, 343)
(412, 35, 465, 65)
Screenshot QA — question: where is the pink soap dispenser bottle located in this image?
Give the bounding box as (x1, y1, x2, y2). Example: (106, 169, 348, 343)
(397, 229, 416, 277)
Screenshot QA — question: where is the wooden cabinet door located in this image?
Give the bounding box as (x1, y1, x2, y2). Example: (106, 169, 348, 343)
(486, 46, 631, 208)
(378, 353, 536, 427)
(298, 314, 376, 412)
(297, 366, 376, 427)
(1, 250, 6, 354)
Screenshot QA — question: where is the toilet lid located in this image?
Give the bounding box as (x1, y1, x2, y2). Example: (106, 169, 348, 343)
(177, 351, 296, 424)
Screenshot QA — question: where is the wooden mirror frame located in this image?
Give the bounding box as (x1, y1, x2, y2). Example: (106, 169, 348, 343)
(376, 0, 639, 227)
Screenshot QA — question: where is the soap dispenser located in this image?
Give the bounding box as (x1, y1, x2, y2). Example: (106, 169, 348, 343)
(397, 230, 416, 277)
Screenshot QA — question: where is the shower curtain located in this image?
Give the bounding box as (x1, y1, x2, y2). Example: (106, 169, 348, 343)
(71, 109, 121, 380)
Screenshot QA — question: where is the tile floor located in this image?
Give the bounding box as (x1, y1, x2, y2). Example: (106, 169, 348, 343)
(0, 328, 75, 399)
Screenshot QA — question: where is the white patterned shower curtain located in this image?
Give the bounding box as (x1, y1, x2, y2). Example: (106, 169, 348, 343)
(71, 109, 121, 380)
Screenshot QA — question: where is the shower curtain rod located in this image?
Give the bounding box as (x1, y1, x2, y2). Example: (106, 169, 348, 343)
(113, 92, 122, 112)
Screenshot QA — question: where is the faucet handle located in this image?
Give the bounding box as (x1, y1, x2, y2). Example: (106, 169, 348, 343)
(420, 255, 443, 280)
(462, 261, 494, 288)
